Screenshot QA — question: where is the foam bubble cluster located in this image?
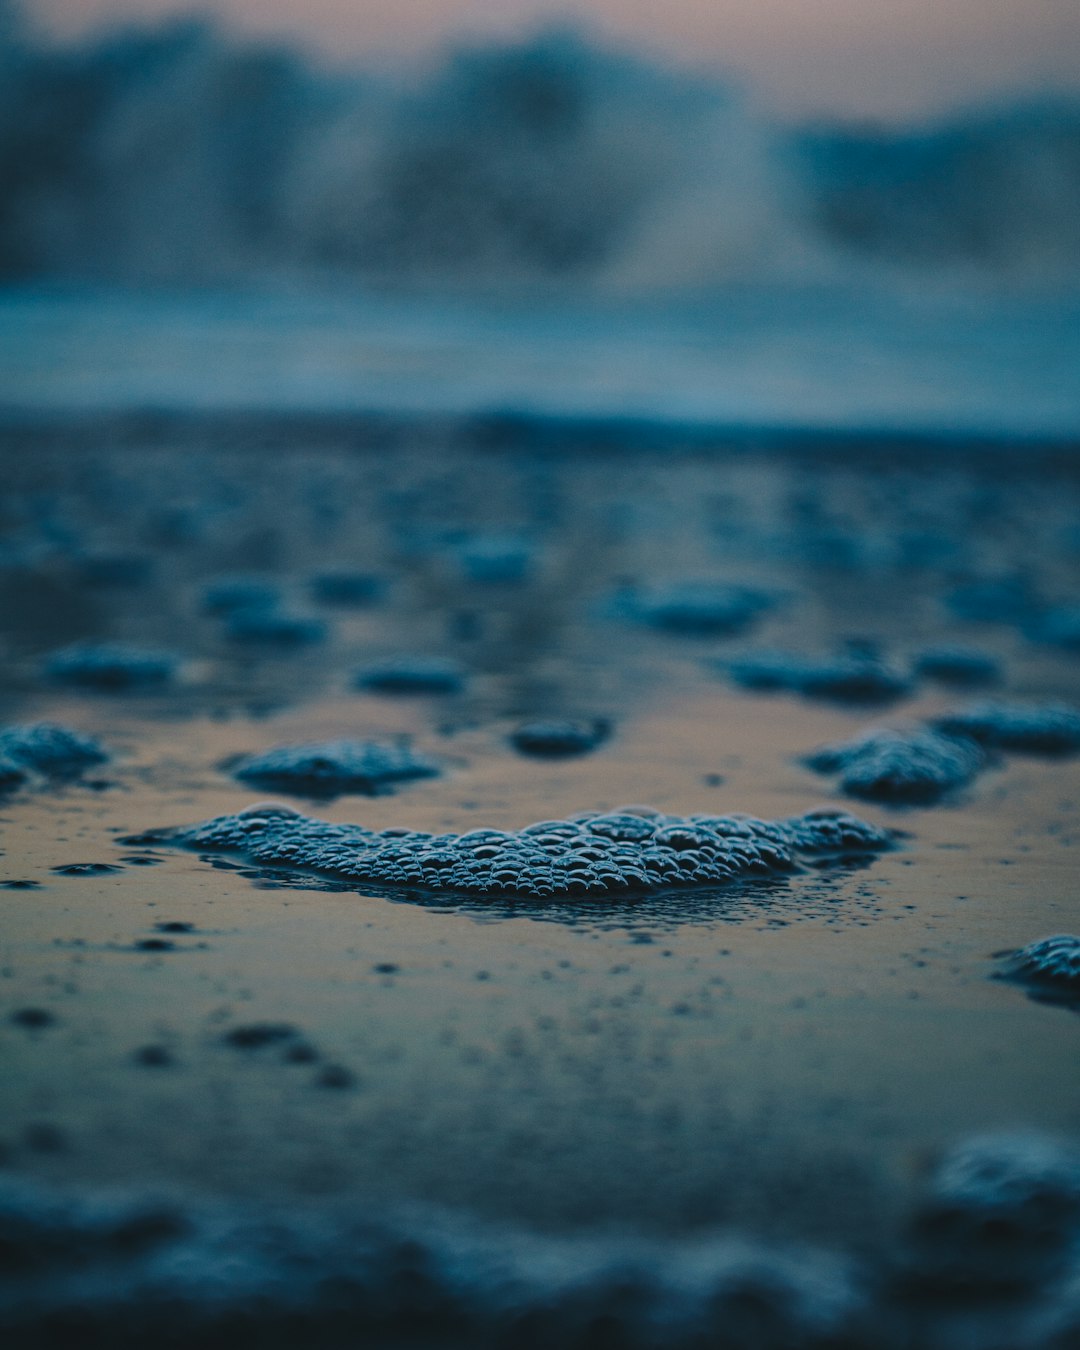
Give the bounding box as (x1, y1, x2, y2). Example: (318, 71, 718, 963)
(44, 641, 179, 689)
(510, 719, 610, 758)
(5, 1137, 1080, 1348)
(230, 740, 440, 796)
(454, 534, 535, 585)
(309, 570, 383, 606)
(944, 577, 1037, 625)
(805, 728, 985, 804)
(907, 1133, 1080, 1291)
(913, 646, 1001, 687)
(224, 609, 327, 646)
(633, 582, 772, 636)
(1032, 605, 1080, 652)
(999, 936, 1080, 1004)
(128, 804, 892, 901)
(726, 649, 911, 704)
(0, 1177, 863, 1350)
(355, 657, 466, 695)
(200, 574, 282, 616)
(932, 702, 1080, 754)
(0, 722, 109, 774)
(0, 722, 109, 790)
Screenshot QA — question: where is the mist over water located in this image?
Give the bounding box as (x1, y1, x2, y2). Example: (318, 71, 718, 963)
(1, 3, 1078, 292)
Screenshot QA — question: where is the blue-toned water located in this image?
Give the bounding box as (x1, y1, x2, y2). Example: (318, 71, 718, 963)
(2, 282, 1079, 437)
(3, 15, 1080, 1350)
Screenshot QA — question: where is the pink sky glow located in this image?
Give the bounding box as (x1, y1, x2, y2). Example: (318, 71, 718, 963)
(29, 0, 1080, 120)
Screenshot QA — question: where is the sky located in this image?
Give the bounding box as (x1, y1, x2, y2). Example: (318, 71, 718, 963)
(28, 0, 1080, 121)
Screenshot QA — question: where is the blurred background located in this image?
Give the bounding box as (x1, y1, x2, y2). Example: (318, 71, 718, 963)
(0, 0, 1078, 432)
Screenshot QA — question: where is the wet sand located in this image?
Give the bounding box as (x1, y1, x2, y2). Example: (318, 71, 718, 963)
(2, 426, 1079, 1340)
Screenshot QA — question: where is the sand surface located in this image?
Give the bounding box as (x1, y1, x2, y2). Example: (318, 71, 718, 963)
(1, 429, 1079, 1342)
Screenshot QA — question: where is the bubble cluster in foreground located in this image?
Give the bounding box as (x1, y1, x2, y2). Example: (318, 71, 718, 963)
(127, 804, 893, 901)
(907, 1132, 1080, 1291)
(804, 728, 986, 804)
(3, 1133, 1079, 1350)
(229, 739, 440, 796)
(0, 1176, 862, 1350)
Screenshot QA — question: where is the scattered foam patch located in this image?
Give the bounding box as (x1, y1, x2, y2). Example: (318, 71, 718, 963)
(944, 576, 1040, 625)
(905, 1133, 1080, 1292)
(804, 728, 986, 805)
(631, 582, 773, 636)
(726, 650, 912, 705)
(309, 571, 383, 606)
(0, 723, 109, 775)
(222, 1022, 301, 1050)
(355, 657, 466, 695)
(125, 803, 892, 903)
(1029, 606, 1080, 653)
(73, 551, 154, 588)
(913, 646, 1001, 687)
(932, 702, 1080, 755)
(51, 863, 121, 877)
(0, 757, 28, 790)
(510, 719, 610, 758)
(3, 1138, 1080, 1349)
(229, 740, 440, 797)
(454, 535, 535, 585)
(997, 936, 1080, 1009)
(223, 609, 327, 646)
(200, 574, 282, 616)
(9, 1008, 56, 1029)
(43, 642, 179, 689)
